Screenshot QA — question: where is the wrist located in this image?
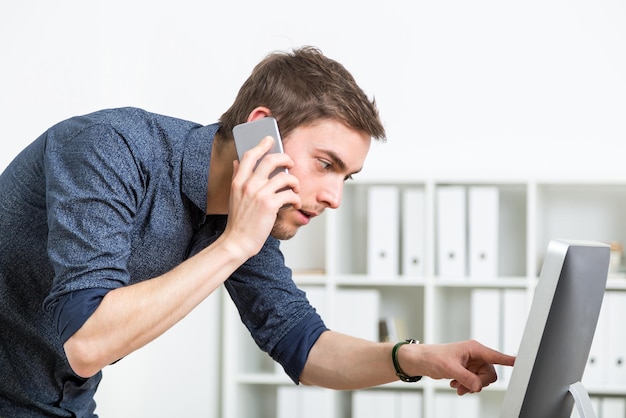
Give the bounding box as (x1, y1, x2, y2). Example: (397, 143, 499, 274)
(392, 339, 422, 382)
(211, 232, 255, 264)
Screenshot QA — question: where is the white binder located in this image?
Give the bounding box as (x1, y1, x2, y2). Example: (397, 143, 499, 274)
(436, 186, 467, 278)
(607, 291, 626, 387)
(276, 386, 299, 418)
(353, 390, 422, 418)
(601, 397, 626, 417)
(277, 386, 333, 418)
(367, 186, 400, 277)
(582, 291, 610, 388)
(401, 188, 426, 277)
(397, 391, 422, 418)
(353, 391, 396, 418)
(468, 186, 499, 279)
(501, 288, 527, 383)
(300, 286, 328, 319)
(334, 289, 380, 342)
(470, 288, 504, 385)
(570, 397, 601, 418)
(434, 392, 479, 418)
(470, 289, 501, 351)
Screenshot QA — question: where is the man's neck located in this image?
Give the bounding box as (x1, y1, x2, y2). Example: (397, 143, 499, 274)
(206, 137, 235, 215)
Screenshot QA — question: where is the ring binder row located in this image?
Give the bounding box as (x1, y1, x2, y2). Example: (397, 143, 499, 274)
(367, 185, 428, 278)
(583, 291, 626, 390)
(366, 184, 500, 279)
(277, 388, 425, 418)
(299, 285, 416, 347)
(570, 397, 626, 418)
(436, 185, 499, 280)
(470, 288, 527, 385)
(276, 384, 626, 418)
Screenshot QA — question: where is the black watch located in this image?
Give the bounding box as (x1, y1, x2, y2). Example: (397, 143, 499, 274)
(392, 339, 423, 383)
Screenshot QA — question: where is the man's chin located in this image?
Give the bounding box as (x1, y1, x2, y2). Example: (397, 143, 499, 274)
(270, 222, 299, 240)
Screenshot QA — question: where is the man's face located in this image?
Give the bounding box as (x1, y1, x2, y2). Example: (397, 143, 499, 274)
(270, 119, 371, 240)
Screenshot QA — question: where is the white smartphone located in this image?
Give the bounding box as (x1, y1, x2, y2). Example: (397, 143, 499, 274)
(232, 117, 288, 178)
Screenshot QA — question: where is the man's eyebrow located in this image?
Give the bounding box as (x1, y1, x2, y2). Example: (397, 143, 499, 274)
(323, 149, 362, 175)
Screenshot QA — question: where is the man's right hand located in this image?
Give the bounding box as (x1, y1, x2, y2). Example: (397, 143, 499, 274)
(223, 136, 301, 259)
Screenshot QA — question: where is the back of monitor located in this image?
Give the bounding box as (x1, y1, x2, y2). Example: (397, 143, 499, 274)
(499, 239, 610, 418)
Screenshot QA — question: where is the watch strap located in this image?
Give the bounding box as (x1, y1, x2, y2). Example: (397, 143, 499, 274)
(392, 339, 423, 383)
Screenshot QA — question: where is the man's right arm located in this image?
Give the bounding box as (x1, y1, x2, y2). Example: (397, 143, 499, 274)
(64, 137, 301, 377)
(63, 233, 250, 377)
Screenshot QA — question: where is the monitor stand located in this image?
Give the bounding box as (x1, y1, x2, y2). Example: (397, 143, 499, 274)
(569, 381, 597, 418)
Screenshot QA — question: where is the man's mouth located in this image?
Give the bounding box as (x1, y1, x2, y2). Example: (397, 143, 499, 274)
(299, 209, 314, 219)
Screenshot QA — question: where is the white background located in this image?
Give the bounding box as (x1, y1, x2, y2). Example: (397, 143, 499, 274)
(1, 1, 625, 416)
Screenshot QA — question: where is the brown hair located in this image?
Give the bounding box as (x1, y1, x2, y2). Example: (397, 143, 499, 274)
(218, 46, 386, 143)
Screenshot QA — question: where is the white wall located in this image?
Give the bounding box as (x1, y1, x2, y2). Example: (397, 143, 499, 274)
(3, 1, 626, 179)
(1, 1, 625, 416)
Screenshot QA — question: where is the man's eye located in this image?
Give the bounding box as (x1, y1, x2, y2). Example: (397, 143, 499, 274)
(318, 159, 331, 170)
(318, 159, 353, 181)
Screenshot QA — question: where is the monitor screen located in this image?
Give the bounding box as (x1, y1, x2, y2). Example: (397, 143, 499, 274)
(499, 239, 610, 418)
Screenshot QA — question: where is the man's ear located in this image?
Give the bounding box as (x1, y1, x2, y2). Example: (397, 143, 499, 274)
(246, 106, 272, 122)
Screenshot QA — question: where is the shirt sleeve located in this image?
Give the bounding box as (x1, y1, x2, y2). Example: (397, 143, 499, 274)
(188, 216, 328, 383)
(42, 123, 143, 317)
(271, 311, 327, 383)
(52, 288, 111, 343)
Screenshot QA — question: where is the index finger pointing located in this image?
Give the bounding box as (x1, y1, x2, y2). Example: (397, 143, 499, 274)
(466, 340, 516, 367)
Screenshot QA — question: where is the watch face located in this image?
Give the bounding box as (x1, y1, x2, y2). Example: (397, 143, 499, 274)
(398, 373, 422, 383)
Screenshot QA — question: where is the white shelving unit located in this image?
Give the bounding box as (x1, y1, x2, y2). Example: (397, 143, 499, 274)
(221, 177, 626, 418)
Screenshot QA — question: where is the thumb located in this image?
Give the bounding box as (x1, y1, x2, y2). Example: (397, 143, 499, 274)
(451, 366, 484, 394)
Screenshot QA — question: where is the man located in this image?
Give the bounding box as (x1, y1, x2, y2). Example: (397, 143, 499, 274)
(0, 46, 514, 417)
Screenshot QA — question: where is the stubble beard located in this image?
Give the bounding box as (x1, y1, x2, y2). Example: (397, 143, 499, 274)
(270, 210, 298, 240)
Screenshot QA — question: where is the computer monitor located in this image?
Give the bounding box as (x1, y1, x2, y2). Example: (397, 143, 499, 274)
(499, 239, 610, 418)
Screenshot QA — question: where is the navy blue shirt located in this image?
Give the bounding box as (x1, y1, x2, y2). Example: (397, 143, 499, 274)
(0, 107, 326, 417)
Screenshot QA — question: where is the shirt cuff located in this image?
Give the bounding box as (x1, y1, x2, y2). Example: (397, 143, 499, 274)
(270, 311, 328, 384)
(52, 288, 110, 343)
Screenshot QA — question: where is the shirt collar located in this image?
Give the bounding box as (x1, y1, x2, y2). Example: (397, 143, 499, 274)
(181, 123, 220, 216)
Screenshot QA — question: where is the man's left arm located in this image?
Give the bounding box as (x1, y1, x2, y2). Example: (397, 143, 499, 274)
(301, 331, 516, 394)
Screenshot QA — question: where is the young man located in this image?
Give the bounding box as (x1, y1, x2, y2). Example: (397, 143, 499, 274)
(0, 46, 514, 417)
